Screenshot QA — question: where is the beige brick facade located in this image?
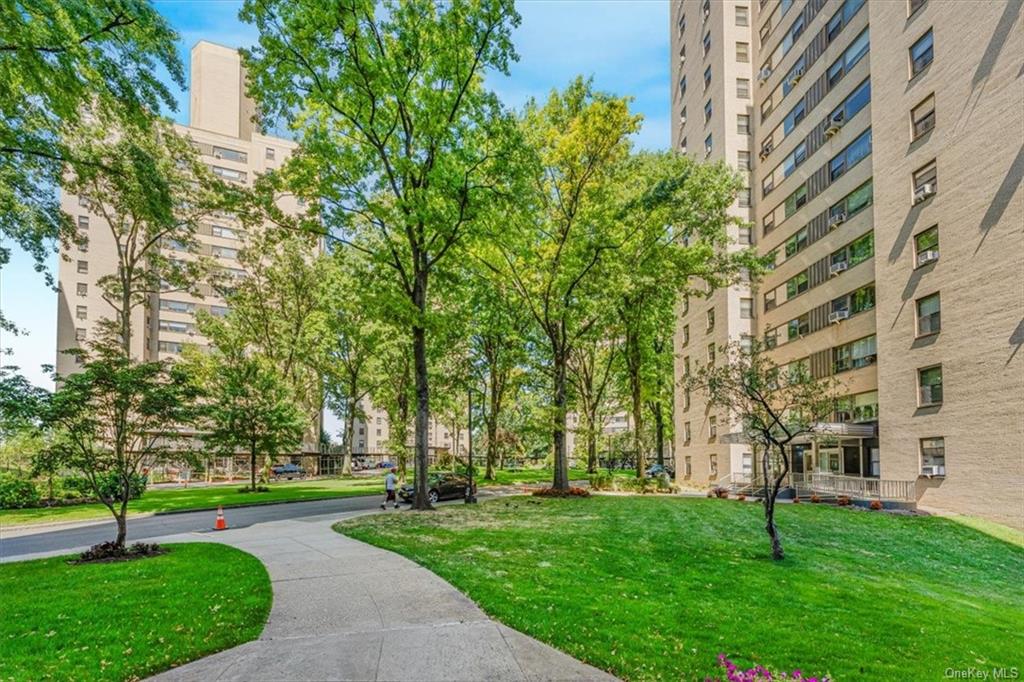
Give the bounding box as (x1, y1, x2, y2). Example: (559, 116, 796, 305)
(671, 0, 1023, 527)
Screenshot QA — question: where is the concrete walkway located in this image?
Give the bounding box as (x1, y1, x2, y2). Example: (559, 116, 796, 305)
(149, 513, 616, 682)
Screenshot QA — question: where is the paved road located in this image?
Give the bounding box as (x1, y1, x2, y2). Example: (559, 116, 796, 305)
(0, 493, 429, 560)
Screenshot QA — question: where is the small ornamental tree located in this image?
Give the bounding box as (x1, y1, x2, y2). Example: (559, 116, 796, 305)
(36, 352, 200, 548)
(687, 341, 839, 560)
(193, 334, 306, 493)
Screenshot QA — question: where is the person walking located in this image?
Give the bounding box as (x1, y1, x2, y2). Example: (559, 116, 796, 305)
(381, 467, 399, 510)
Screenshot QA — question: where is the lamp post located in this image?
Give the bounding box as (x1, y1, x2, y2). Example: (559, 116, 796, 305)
(465, 387, 478, 504)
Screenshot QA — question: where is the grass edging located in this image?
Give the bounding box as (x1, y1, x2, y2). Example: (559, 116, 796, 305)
(0, 542, 272, 680)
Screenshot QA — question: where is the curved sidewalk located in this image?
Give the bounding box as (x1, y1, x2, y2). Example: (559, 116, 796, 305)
(150, 513, 616, 682)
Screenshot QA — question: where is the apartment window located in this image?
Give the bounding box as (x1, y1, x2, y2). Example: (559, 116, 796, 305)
(909, 0, 927, 15)
(782, 56, 806, 97)
(827, 28, 870, 90)
(75, 327, 86, 341)
(738, 187, 751, 208)
(684, 456, 692, 477)
(833, 335, 877, 373)
(680, 105, 687, 124)
(706, 309, 715, 331)
(709, 417, 718, 440)
(684, 356, 691, 376)
(918, 365, 943, 406)
(211, 305, 230, 318)
(77, 215, 89, 230)
(913, 160, 938, 200)
(703, 66, 712, 90)
(737, 114, 750, 135)
(157, 340, 183, 354)
(677, 13, 686, 35)
(736, 42, 749, 63)
(920, 437, 945, 475)
(76, 282, 87, 296)
(165, 239, 189, 252)
(265, 147, 276, 160)
(212, 146, 247, 163)
(709, 453, 718, 476)
(783, 99, 806, 136)
(679, 76, 687, 96)
(159, 319, 195, 334)
(916, 292, 941, 336)
(910, 29, 934, 77)
(740, 298, 754, 319)
(680, 136, 688, 153)
(735, 5, 749, 26)
(704, 134, 713, 157)
(914, 225, 939, 266)
(704, 100, 713, 124)
(784, 227, 808, 258)
(784, 184, 807, 218)
(832, 231, 874, 270)
(212, 225, 240, 239)
(829, 128, 872, 182)
(707, 343, 716, 366)
(737, 78, 750, 99)
(740, 334, 754, 354)
(684, 422, 692, 444)
(77, 195, 89, 208)
(703, 32, 711, 57)
(787, 313, 809, 340)
(76, 260, 88, 274)
(738, 226, 752, 244)
(212, 245, 239, 259)
(211, 165, 247, 183)
(75, 305, 87, 320)
(785, 271, 809, 299)
(682, 297, 690, 316)
(77, 232, 88, 252)
(159, 299, 196, 314)
(702, 0, 711, 20)
(911, 94, 935, 139)
(683, 388, 691, 411)
(737, 151, 751, 171)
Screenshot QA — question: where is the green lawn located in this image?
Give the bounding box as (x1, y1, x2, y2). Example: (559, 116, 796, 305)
(0, 476, 384, 527)
(335, 496, 1024, 681)
(0, 543, 271, 681)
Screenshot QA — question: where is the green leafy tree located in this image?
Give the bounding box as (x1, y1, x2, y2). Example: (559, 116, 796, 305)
(188, 334, 306, 493)
(66, 120, 219, 357)
(322, 249, 385, 476)
(240, 0, 522, 509)
(488, 77, 639, 490)
(0, 0, 182, 332)
(687, 341, 839, 560)
(568, 335, 618, 474)
(606, 152, 756, 478)
(36, 353, 199, 547)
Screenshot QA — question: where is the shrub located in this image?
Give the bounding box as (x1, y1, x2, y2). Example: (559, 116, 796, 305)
(588, 471, 613, 491)
(655, 472, 673, 492)
(712, 487, 730, 499)
(0, 474, 40, 509)
(239, 485, 271, 493)
(63, 473, 148, 502)
(532, 486, 590, 498)
(706, 489, 715, 498)
(836, 495, 852, 506)
(737, 493, 746, 501)
(810, 493, 822, 503)
(869, 499, 883, 511)
(75, 541, 165, 563)
(791, 496, 801, 504)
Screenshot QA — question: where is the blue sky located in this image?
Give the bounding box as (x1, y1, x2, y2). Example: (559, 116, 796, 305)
(1, 0, 669, 399)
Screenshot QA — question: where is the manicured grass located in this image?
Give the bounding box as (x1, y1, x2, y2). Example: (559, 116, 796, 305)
(335, 496, 1024, 681)
(0, 476, 384, 527)
(0, 543, 271, 680)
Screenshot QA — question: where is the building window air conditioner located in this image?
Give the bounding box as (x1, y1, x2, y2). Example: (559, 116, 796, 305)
(913, 183, 936, 204)
(829, 261, 849, 276)
(828, 309, 850, 324)
(917, 249, 939, 266)
(828, 211, 847, 229)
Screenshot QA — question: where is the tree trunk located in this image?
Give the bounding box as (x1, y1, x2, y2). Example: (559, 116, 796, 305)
(586, 422, 597, 474)
(552, 350, 569, 491)
(115, 510, 127, 547)
(485, 365, 500, 481)
(250, 445, 257, 492)
(653, 403, 665, 468)
(412, 268, 431, 509)
(632, 378, 644, 479)
(342, 391, 355, 476)
(762, 441, 790, 560)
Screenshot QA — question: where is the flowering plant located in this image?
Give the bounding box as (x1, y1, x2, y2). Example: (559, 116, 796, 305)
(707, 654, 830, 682)
(531, 486, 590, 498)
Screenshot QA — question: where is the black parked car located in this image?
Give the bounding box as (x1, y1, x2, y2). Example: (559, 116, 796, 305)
(398, 472, 476, 504)
(271, 463, 306, 480)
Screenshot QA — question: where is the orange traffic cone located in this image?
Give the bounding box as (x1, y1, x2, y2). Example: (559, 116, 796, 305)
(214, 505, 228, 531)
